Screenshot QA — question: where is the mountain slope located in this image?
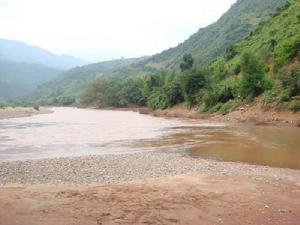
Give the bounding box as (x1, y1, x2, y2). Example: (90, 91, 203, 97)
(0, 60, 61, 101)
(27, 57, 149, 105)
(140, 0, 287, 70)
(211, 0, 300, 77)
(0, 39, 88, 70)
(28, 0, 288, 105)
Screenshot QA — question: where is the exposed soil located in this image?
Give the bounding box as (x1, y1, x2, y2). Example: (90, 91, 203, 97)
(0, 172, 299, 225)
(212, 102, 300, 127)
(128, 103, 300, 127)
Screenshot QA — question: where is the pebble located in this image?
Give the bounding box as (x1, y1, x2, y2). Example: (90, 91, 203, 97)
(0, 152, 299, 185)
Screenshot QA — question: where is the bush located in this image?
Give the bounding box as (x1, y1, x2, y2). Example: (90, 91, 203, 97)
(33, 105, 40, 111)
(276, 89, 293, 104)
(181, 67, 207, 106)
(288, 101, 300, 112)
(0, 103, 7, 109)
(219, 100, 240, 114)
(239, 52, 267, 99)
(147, 90, 169, 110)
(202, 77, 240, 111)
(261, 90, 276, 105)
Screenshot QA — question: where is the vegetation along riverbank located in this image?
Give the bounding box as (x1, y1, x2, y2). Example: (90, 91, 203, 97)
(21, 1, 300, 127)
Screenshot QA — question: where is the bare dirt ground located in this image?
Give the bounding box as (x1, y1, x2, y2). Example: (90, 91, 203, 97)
(131, 103, 300, 127)
(0, 172, 299, 225)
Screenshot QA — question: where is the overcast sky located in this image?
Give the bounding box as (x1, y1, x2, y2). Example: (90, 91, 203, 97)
(0, 0, 237, 62)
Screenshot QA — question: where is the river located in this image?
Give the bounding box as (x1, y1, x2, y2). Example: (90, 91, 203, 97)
(0, 107, 299, 169)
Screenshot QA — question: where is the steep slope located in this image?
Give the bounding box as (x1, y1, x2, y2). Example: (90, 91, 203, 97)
(140, 0, 287, 70)
(211, 0, 300, 77)
(0, 39, 88, 70)
(0, 60, 61, 101)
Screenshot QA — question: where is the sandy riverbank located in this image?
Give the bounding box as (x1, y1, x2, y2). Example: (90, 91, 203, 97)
(0, 107, 53, 120)
(0, 152, 299, 225)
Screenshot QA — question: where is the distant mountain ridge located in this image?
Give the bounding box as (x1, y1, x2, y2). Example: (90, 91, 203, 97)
(0, 60, 61, 101)
(0, 39, 89, 70)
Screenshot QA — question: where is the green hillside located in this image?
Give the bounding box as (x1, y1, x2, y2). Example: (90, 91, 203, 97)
(26, 57, 149, 105)
(204, 0, 300, 111)
(0, 61, 61, 101)
(74, 0, 300, 113)
(139, 0, 287, 70)
(28, 0, 287, 105)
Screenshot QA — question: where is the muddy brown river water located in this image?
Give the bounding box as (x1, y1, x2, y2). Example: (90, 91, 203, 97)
(0, 107, 299, 169)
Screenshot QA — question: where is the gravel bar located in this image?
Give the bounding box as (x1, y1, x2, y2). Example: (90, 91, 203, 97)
(0, 152, 299, 185)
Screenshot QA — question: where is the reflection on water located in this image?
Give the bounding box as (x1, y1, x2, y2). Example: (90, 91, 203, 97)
(0, 107, 300, 169)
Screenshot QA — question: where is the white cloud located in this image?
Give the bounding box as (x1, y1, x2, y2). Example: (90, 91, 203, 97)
(0, 0, 236, 62)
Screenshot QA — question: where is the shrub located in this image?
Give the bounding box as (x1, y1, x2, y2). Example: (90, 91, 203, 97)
(239, 52, 267, 99)
(181, 67, 207, 106)
(276, 89, 293, 104)
(288, 101, 300, 112)
(147, 90, 169, 110)
(33, 105, 40, 111)
(261, 90, 276, 105)
(0, 103, 7, 109)
(219, 100, 239, 114)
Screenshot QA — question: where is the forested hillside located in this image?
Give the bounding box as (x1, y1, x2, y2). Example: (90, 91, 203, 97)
(26, 57, 149, 105)
(139, 0, 287, 70)
(27, 0, 287, 105)
(0, 61, 61, 101)
(76, 0, 300, 113)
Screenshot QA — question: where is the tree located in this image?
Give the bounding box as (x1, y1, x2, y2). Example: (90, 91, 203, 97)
(224, 45, 237, 61)
(239, 52, 266, 99)
(166, 80, 184, 107)
(180, 54, 194, 72)
(181, 68, 207, 106)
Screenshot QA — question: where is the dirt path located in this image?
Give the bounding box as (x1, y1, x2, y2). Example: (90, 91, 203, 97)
(0, 172, 299, 225)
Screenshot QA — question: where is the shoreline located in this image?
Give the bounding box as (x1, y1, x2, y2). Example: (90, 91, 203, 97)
(0, 151, 299, 225)
(0, 151, 299, 186)
(112, 104, 300, 127)
(0, 107, 53, 120)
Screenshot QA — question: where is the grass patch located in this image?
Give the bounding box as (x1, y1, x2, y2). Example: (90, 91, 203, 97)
(288, 101, 300, 112)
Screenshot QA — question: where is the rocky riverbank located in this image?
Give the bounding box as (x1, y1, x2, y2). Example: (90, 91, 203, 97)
(0, 152, 300, 225)
(0, 152, 299, 185)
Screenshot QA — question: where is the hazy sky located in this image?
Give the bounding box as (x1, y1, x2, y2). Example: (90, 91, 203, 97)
(0, 0, 237, 62)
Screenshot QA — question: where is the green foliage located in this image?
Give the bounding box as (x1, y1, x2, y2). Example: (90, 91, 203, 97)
(18, 0, 298, 115)
(261, 90, 277, 105)
(202, 77, 240, 111)
(0, 60, 61, 101)
(239, 52, 267, 99)
(180, 54, 194, 72)
(288, 101, 300, 112)
(165, 79, 184, 107)
(142, 0, 286, 70)
(147, 89, 169, 110)
(0, 102, 8, 109)
(277, 88, 293, 103)
(219, 100, 240, 115)
(181, 67, 207, 106)
(224, 45, 238, 61)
